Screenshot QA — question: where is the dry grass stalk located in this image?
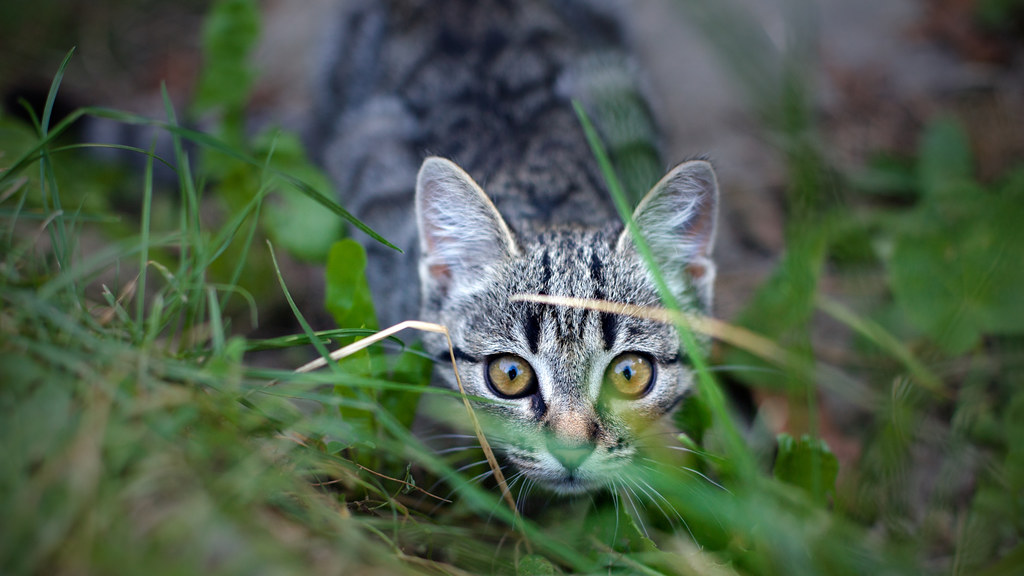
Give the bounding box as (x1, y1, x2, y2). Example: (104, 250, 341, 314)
(292, 320, 521, 522)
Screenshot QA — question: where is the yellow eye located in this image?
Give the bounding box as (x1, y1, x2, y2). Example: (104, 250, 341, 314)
(486, 355, 537, 398)
(606, 353, 655, 398)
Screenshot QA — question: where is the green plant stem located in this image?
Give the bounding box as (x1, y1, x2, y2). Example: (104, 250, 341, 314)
(573, 100, 755, 481)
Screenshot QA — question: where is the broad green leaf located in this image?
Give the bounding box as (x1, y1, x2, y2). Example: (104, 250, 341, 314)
(917, 116, 973, 199)
(888, 132, 1024, 353)
(853, 153, 918, 197)
(193, 0, 261, 116)
(324, 239, 382, 462)
(379, 344, 432, 431)
(975, 187, 1024, 336)
(773, 433, 839, 505)
(516, 554, 559, 576)
(325, 239, 377, 332)
(890, 189, 1024, 354)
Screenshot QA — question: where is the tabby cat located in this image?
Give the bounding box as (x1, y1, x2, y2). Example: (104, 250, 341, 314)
(313, 0, 718, 495)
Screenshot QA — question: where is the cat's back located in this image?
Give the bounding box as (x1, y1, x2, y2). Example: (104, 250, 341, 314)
(313, 0, 645, 325)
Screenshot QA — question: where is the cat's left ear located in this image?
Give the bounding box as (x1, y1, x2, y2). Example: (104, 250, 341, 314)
(616, 160, 719, 309)
(416, 157, 518, 298)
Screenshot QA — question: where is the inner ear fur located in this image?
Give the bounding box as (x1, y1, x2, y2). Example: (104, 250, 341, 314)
(616, 159, 719, 308)
(415, 157, 518, 293)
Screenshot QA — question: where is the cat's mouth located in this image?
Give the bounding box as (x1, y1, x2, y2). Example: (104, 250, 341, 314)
(547, 472, 600, 495)
(505, 453, 607, 495)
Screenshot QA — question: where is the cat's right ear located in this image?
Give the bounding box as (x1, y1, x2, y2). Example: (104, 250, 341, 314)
(616, 160, 719, 309)
(416, 157, 518, 296)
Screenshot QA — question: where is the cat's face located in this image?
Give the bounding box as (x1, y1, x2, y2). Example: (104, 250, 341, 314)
(416, 157, 717, 494)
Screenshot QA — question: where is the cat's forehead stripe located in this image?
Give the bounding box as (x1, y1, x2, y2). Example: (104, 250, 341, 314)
(539, 248, 552, 290)
(524, 307, 542, 355)
(588, 249, 605, 290)
(514, 241, 621, 359)
(587, 250, 619, 350)
(600, 312, 618, 351)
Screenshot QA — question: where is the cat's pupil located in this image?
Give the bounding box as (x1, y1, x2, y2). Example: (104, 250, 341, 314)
(622, 366, 633, 380)
(507, 367, 518, 380)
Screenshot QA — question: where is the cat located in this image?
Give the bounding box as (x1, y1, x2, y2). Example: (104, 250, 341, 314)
(313, 0, 718, 495)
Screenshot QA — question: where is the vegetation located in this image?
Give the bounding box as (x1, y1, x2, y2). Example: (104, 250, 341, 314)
(1, 1, 1022, 574)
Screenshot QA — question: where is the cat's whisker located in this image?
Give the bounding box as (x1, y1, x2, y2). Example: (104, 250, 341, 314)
(637, 431, 721, 460)
(678, 465, 729, 493)
(468, 466, 499, 487)
(514, 479, 526, 512)
(607, 478, 622, 548)
(429, 479, 463, 515)
(637, 429, 719, 457)
(420, 433, 480, 443)
(500, 470, 526, 514)
(427, 457, 493, 498)
(638, 429, 688, 440)
(619, 481, 650, 540)
(516, 477, 538, 514)
(453, 458, 490, 474)
(482, 466, 514, 524)
(627, 476, 668, 518)
(641, 456, 730, 494)
(504, 470, 525, 495)
(637, 462, 730, 536)
(624, 475, 671, 529)
(663, 444, 705, 457)
(710, 364, 784, 376)
(434, 444, 483, 456)
(635, 476, 700, 548)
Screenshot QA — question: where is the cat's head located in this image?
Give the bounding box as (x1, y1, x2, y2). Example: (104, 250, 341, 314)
(415, 157, 718, 494)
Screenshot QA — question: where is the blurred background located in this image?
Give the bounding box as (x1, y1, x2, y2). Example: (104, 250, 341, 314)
(2, 0, 1023, 573)
(3, 0, 1022, 318)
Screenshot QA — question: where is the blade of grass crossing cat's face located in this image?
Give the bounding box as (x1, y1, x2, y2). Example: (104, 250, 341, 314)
(416, 157, 718, 494)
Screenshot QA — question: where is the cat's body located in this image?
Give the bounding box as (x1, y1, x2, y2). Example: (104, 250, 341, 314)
(314, 0, 719, 495)
(313, 0, 646, 327)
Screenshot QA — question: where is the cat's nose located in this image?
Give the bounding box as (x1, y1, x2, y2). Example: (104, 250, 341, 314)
(547, 439, 596, 471)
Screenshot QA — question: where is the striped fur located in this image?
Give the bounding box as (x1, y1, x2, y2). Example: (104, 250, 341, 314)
(315, 0, 719, 494)
(417, 158, 716, 494)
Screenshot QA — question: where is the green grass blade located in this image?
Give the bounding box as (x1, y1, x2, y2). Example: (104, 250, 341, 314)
(0, 108, 91, 189)
(136, 136, 156, 340)
(50, 142, 179, 173)
(84, 106, 399, 251)
(573, 100, 755, 480)
(817, 296, 946, 395)
(33, 49, 80, 277)
(40, 48, 76, 136)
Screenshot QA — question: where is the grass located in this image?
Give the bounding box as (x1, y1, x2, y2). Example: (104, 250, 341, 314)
(2, 1, 1024, 574)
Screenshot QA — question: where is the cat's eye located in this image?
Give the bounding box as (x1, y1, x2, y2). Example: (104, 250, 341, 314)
(486, 354, 538, 398)
(605, 353, 655, 398)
